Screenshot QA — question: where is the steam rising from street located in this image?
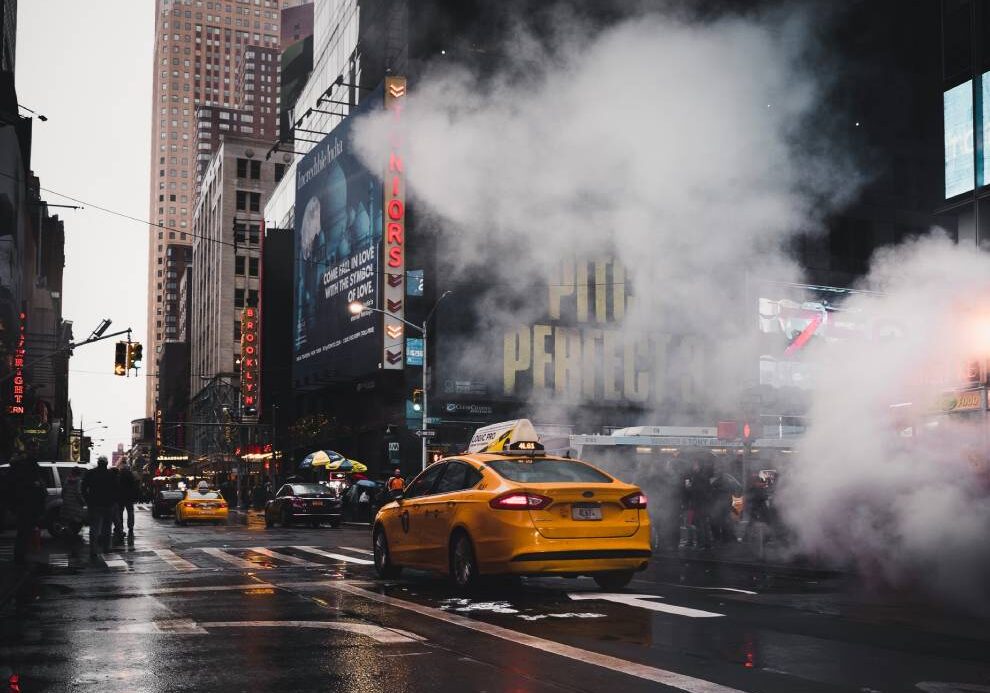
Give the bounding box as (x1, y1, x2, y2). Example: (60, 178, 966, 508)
(780, 235, 990, 605)
(354, 6, 988, 603)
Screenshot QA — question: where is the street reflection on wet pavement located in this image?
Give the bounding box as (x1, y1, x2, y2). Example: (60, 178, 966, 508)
(1, 513, 988, 692)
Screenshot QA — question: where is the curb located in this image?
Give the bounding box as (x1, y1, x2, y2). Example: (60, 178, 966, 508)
(650, 551, 846, 579)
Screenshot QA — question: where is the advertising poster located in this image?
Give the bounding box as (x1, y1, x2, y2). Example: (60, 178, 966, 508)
(756, 282, 882, 390)
(944, 79, 974, 199)
(294, 89, 383, 383)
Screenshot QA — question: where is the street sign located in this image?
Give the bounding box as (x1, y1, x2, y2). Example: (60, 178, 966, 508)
(414, 429, 437, 438)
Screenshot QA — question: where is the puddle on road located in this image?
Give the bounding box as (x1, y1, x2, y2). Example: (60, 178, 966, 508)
(440, 599, 519, 614)
(516, 613, 606, 621)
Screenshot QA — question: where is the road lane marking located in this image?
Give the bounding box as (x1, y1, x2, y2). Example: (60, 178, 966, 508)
(152, 548, 199, 572)
(80, 619, 208, 634)
(328, 582, 748, 693)
(248, 547, 322, 567)
(339, 546, 375, 556)
(568, 593, 725, 618)
(199, 547, 267, 569)
(200, 621, 421, 643)
(103, 554, 128, 570)
(293, 546, 374, 565)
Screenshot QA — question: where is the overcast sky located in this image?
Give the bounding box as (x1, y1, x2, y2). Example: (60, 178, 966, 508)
(17, 2, 154, 460)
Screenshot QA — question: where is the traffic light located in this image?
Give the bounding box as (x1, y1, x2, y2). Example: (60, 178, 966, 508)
(114, 341, 127, 376)
(742, 422, 754, 444)
(412, 388, 423, 411)
(127, 342, 143, 370)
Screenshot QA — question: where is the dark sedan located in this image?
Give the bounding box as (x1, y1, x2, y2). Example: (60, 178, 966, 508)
(264, 483, 342, 528)
(151, 489, 184, 519)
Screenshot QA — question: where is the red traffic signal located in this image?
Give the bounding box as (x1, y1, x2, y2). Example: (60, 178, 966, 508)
(742, 422, 753, 443)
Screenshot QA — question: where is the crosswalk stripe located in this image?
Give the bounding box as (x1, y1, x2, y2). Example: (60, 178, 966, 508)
(293, 546, 374, 565)
(199, 547, 267, 569)
(339, 546, 374, 556)
(103, 554, 128, 570)
(152, 548, 199, 572)
(247, 547, 322, 567)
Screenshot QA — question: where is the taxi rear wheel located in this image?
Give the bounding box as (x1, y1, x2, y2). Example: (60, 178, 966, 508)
(593, 571, 633, 591)
(450, 531, 479, 591)
(373, 527, 402, 579)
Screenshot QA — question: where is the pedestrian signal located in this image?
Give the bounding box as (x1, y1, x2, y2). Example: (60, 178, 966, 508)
(127, 342, 143, 369)
(114, 341, 127, 376)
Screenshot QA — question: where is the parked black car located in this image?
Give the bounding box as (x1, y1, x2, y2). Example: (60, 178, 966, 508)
(264, 483, 342, 528)
(151, 489, 184, 518)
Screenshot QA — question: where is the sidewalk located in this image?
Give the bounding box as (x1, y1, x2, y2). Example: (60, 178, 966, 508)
(651, 539, 847, 579)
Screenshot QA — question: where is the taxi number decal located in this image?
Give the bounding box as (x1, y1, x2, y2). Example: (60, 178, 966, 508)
(400, 510, 410, 533)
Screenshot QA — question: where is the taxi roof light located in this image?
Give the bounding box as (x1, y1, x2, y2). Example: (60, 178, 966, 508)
(489, 491, 552, 510)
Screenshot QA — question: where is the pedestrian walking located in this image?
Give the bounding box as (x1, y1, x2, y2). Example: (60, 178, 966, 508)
(60, 467, 87, 537)
(117, 464, 140, 544)
(386, 468, 405, 494)
(81, 456, 116, 558)
(9, 443, 46, 566)
(109, 466, 125, 545)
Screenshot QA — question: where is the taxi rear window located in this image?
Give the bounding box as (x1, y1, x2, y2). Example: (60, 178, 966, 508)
(486, 459, 612, 484)
(187, 491, 221, 500)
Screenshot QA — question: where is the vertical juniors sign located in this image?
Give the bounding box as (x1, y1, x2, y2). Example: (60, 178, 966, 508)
(241, 306, 260, 415)
(7, 309, 26, 415)
(382, 76, 407, 370)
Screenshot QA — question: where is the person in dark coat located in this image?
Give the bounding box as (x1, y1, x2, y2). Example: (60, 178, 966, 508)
(82, 457, 116, 558)
(60, 466, 87, 536)
(117, 465, 140, 543)
(109, 466, 125, 545)
(9, 446, 46, 565)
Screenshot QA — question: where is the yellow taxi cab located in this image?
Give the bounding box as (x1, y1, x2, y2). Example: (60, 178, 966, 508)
(372, 420, 651, 590)
(174, 482, 229, 526)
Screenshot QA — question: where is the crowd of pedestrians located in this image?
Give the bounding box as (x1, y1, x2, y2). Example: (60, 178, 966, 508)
(80, 456, 141, 559)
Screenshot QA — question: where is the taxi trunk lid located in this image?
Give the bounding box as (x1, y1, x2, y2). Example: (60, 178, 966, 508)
(525, 484, 641, 539)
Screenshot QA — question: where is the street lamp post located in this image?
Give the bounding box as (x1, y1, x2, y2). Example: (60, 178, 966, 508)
(348, 291, 451, 471)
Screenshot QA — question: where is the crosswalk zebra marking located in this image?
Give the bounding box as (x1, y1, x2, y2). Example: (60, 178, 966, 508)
(247, 547, 322, 567)
(199, 547, 267, 569)
(152, 548, 199, 572)
(293, 546, 374, 565)
(103, 554, 128, 570)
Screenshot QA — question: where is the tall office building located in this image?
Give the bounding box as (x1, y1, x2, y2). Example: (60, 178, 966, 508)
(146, 0, 292, 415)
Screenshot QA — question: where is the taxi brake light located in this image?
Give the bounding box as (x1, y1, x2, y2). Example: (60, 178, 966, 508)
(489, 492, 552, 510)
(621, 492, 648, 509)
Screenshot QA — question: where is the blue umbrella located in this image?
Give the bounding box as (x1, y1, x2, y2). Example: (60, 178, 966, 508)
(299, 450, 344, 469)
(353, 479, 378, 488)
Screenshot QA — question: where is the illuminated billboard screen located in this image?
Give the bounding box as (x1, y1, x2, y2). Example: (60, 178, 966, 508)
(944, 80, 974, 199)
(293, 90, 383, 383)
(756, 282, 887, 390)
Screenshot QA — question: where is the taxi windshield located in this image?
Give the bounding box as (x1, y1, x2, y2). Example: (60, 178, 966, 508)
(486, 458, 612, 484)
(188, 490, 221, 499)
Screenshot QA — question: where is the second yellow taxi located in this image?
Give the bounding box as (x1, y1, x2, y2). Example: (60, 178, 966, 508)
(174, 481, 229, 526)
(373, 420, 651, 590)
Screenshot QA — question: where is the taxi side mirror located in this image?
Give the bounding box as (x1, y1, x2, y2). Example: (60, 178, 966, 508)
(390, 489, 404, 502)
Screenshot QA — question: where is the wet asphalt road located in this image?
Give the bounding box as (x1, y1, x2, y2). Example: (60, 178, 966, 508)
(1, 507, 989, 692)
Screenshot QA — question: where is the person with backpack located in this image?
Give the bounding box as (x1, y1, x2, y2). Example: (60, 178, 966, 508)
(81, 457, 116, 558)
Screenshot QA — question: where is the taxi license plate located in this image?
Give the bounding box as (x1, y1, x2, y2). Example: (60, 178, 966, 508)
(310, 500, 325, 507)
(571, 504, 602, 521)
(199, 503, 217, 509)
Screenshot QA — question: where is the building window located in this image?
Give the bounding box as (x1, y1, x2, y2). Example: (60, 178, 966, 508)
(234, 287, 245, 308)
(247, 288, 258, 307)
(236, 157, 248, 177)
(234, 320, 241, 340)
(274, 163, 285, 182)
(249, 191, 260, 212)
(250, 159, 261, 179)
(248, 257, 258, 276)
(235, 255, 245, 275)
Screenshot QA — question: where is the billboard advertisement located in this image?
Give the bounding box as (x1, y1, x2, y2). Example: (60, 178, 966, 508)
(755, 282, 892, 390)
(944, 79, 974, 199)
(294, 90, 383, 383)
(434, 257, 718, 410)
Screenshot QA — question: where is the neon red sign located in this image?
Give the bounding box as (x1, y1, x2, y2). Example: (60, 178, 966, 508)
(382, 76, 407, 371)
(7, 310, 26, 415)
(240, 306, 261, 412)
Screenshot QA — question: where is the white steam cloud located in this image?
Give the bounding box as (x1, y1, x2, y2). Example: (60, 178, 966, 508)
(780, 235, 990, 606)
(355, 7, 859, 419)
